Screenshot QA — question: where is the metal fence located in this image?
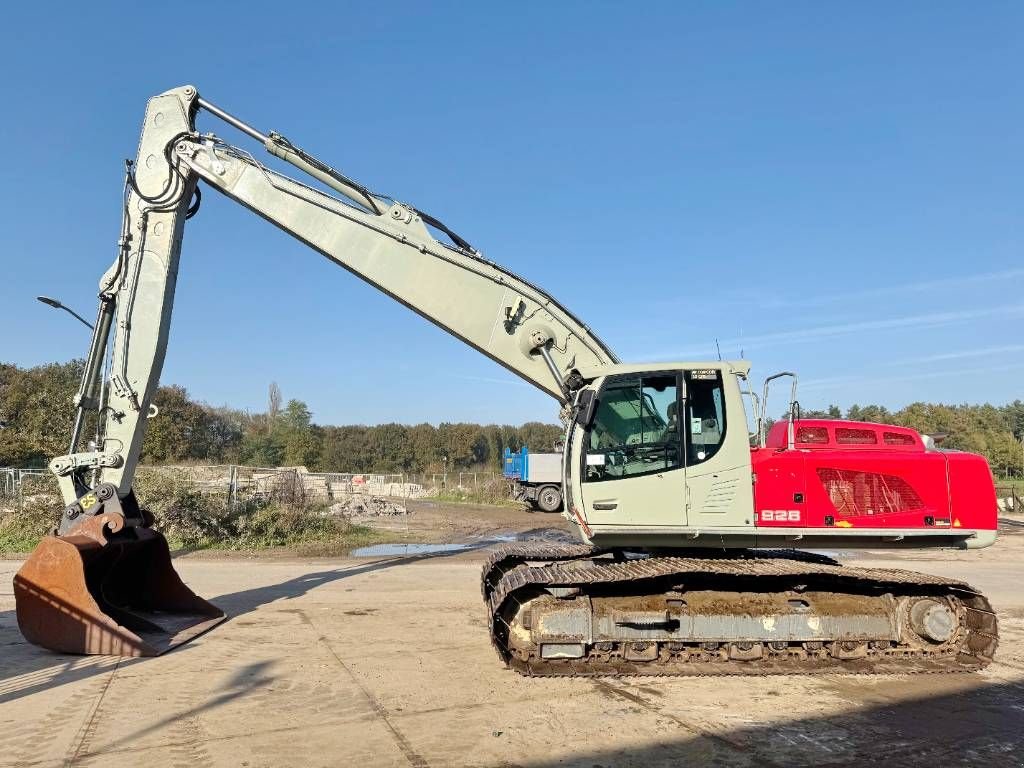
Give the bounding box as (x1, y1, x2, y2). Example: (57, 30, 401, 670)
(0, 468, 52, 507)
(409, 471, 499, 490)
(996, 484, 1023, 513)
(142, 466, 420, 505)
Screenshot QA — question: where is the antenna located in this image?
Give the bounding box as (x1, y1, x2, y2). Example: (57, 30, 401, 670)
(715, 338, 722, 361)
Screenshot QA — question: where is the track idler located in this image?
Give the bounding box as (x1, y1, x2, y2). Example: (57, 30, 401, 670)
(14, 484, 224, 656)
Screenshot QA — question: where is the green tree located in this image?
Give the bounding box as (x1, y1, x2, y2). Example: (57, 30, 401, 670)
(0, 360, 84, 466)
(517, 422, 563, 453)
(404, 423, 438, 470)
(796, 404, 841, 419)
(272, 399, 319, 468)
(1007, 400, 1024, 441)
(846, 404, 893, 424)
(368, 423, 411, 471)
(238, 432, 285, 467)
(141, 385, 244, 462)
(318, 425, 372, 471)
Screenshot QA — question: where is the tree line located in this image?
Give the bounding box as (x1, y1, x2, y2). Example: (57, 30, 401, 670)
(0, 361, 562, 472)
(2, 360, 1022, 477)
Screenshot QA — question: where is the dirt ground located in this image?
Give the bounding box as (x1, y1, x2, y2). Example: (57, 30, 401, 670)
(353, 498, 577, 544)
(1, 504, 1022, 768)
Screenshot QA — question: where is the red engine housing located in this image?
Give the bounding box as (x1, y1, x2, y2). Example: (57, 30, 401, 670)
(751, 420, 997, 541)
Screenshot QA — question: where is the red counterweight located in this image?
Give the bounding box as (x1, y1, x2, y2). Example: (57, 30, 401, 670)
(751, 419, 997, 539)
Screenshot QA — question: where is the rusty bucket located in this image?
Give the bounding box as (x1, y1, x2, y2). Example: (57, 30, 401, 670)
(14, 512, 225, 656)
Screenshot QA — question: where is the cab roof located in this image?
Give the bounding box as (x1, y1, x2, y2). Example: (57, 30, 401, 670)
(575, 360, 752, 382)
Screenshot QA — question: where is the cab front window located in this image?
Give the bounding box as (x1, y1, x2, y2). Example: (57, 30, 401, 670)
(584, 373, 681, 482)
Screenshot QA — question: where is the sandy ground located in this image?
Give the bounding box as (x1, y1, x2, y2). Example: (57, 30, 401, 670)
(1, 505, 1022, 768)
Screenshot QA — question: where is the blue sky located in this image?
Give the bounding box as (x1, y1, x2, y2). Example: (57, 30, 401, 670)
(1, 2, 1021, 426)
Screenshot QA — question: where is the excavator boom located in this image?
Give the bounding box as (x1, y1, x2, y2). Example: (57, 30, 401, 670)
(54, 85, 616, 506)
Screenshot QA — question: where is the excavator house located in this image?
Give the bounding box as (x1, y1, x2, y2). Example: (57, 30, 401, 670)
(15, 86, 999, 674)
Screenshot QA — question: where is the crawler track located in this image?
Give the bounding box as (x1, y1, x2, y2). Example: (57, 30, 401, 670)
(481, 543, 601, 602)
(482, 544, 998, 677)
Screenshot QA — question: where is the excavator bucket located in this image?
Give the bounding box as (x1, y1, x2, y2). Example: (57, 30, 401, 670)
(14, 514, 224, 656)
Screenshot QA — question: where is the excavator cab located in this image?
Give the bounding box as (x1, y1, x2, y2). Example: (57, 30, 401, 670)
(14, 483, 224, 656)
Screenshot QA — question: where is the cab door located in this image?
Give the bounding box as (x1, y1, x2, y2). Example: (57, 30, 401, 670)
(579, 372, 687, 528)
(682, 369, 755, 528)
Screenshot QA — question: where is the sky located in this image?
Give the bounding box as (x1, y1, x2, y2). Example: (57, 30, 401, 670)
(0, 2, 1021, 426)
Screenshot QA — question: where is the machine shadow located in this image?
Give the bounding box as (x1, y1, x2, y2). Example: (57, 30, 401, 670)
(520, 676, 1024, 768)
(0, 608, 142, 706)
(0, 541, 488, 705)
(213, 539, 496, 618)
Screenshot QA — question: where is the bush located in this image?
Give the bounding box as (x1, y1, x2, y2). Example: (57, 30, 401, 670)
(231, 503, 337, 548)
(0, 473, 62, 552)
(134, 469, 236, 548)
(0, 468, 381, 554)
(135, 469, 358, 550)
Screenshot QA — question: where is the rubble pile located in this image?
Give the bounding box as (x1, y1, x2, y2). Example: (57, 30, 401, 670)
(327, 495, 410, 519)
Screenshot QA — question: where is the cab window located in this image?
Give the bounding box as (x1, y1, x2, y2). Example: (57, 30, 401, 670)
(685, 369, 726, 465)
(584, 373, 680, 482)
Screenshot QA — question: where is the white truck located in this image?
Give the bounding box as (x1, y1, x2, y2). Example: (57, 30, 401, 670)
(503, 447, 563, 512)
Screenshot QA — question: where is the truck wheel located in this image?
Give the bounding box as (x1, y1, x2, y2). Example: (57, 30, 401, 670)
(537, 485, 562, 513)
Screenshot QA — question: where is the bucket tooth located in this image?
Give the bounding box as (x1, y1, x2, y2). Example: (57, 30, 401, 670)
(14, 512, 224, 656)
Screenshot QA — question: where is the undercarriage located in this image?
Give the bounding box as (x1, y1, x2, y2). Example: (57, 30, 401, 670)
(482, 544, 998, 676)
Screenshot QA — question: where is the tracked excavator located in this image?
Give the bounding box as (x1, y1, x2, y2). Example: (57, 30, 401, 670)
(15, 86, 999, 674)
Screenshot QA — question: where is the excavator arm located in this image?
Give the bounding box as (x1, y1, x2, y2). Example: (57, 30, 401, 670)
(53, 84, 617, 508)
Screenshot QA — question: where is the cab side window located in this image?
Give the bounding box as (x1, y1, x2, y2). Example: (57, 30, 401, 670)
(685, 370, 726, 465)
(584, 373, 681, 482)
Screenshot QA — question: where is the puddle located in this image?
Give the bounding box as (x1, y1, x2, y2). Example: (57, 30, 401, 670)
(350, 529, 564, 557)
(351, 542, 473, 557)
(353, 535, 847, 559)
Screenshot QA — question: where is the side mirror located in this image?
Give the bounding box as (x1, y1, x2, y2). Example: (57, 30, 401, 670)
(574, 389, 598, 429)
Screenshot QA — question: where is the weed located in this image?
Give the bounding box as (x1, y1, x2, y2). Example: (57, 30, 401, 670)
(433, 477, 520, 507)
(0, 468, 386, 554)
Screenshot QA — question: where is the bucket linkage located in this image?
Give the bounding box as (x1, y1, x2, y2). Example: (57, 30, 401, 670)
(14, 483, 225, 656)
